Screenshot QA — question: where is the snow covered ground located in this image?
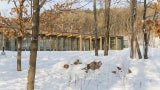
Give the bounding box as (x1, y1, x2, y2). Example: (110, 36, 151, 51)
(0, 47, 160, 90)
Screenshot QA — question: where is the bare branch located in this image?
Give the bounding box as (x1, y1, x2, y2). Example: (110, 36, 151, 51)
(39, 0, 47, 8)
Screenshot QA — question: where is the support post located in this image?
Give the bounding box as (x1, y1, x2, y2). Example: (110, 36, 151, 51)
(115, 36, 118, 50)
(100, 37, 102, 50)
(89, 36, 93, 50)
(79, 35, 82, 51)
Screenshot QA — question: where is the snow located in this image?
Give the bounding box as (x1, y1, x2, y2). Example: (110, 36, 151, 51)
(0, 47, 160, 90)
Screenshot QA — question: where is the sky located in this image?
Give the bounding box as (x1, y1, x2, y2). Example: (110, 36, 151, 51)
(0, 1, 14, 17)
(0, 0, 94, 17)
(0, 0, 157, 17)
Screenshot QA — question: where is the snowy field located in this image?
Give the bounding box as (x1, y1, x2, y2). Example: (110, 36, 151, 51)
(0, 47, 160, 90)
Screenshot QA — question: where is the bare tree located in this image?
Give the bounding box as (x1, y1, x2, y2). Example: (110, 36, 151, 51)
(143, 0, 148, 59)
(130, 0, 142, 59)
(8, 0, 26, 71)
(104, 0, 111, 56)
(130, 0, 137, 59)
(27, 0, 46, 89)
(93, 0, 98, 56)
(17, 0, 25, 71)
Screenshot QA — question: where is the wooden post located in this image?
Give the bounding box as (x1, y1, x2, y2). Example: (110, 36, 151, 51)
(68, 37, 70, 50)
(83, 39, 86, 51)
(56, 36, 58, 51)
(79, 35, 82, 51)
(71, 37, 73, 50)
(89, 36, 93, 50)
(99, 37, 102, 50)
(68, 37, 71, 50)
(63, 37, 65, 50)
(44, 36, 46, 51)
(52, 36, 55, 51)
(66, 37, 68, 50)
(115, 36, 118, 50)
(61, 37, 63, 51)
(109, 36, 110, 50)
(76, 38, 78, 50)
(38, 36, 40, 51)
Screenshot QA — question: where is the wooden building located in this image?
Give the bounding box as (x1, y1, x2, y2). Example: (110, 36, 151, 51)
(0, 33, 125, 51)
(110, 36, 124, 50)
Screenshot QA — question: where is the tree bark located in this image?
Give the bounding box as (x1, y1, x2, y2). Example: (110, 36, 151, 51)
(130, 0, 137, 59)
(17, 37, 22, 71)
(136, 38, 142, 59)
(144, 32, 148, 59)
(104, 0, 111, 56)
(17, 0, 25, 71)
(131, 35, 137, 58)
(93, 0, 98, 56)
(27, 0, 40, 90)
(1, 29, 5, 55)
(143, 0, 149, 59)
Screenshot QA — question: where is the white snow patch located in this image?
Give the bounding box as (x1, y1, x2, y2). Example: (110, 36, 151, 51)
(0, 47, 160, 90)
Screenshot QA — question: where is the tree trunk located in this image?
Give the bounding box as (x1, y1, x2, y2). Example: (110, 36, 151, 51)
(104, 0, 111, 56)
(136, 38, 142, 59)
(131, 35, 137, 58)
(17, 37, 22, 71)
(144, 32, 148, 59)
(1, 29, 5, 55)
(143, 0, 149, 59)
(93, 0, 98, 56)
(17, 0, 25, 71)
(130, 0, 137, 59)
(27, 0, 40, 90)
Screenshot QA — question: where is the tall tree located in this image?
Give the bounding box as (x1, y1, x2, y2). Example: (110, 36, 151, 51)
(136, 37, 142, 59)
(27, 0, 47, 89)
(142, 0, 148, 59)
(17, 0, 25, 71)
(8, 0, 26, 71)
(8, 0, 33, 70)
(104, 0, 111, 56)
(27, 0, 40, 89)
(130, 0, 137, 59)
(93, 0, 98, 56)
(130, 0, 142, 59)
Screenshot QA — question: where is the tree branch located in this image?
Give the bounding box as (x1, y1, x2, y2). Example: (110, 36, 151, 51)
(39, 0, 47, 9)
